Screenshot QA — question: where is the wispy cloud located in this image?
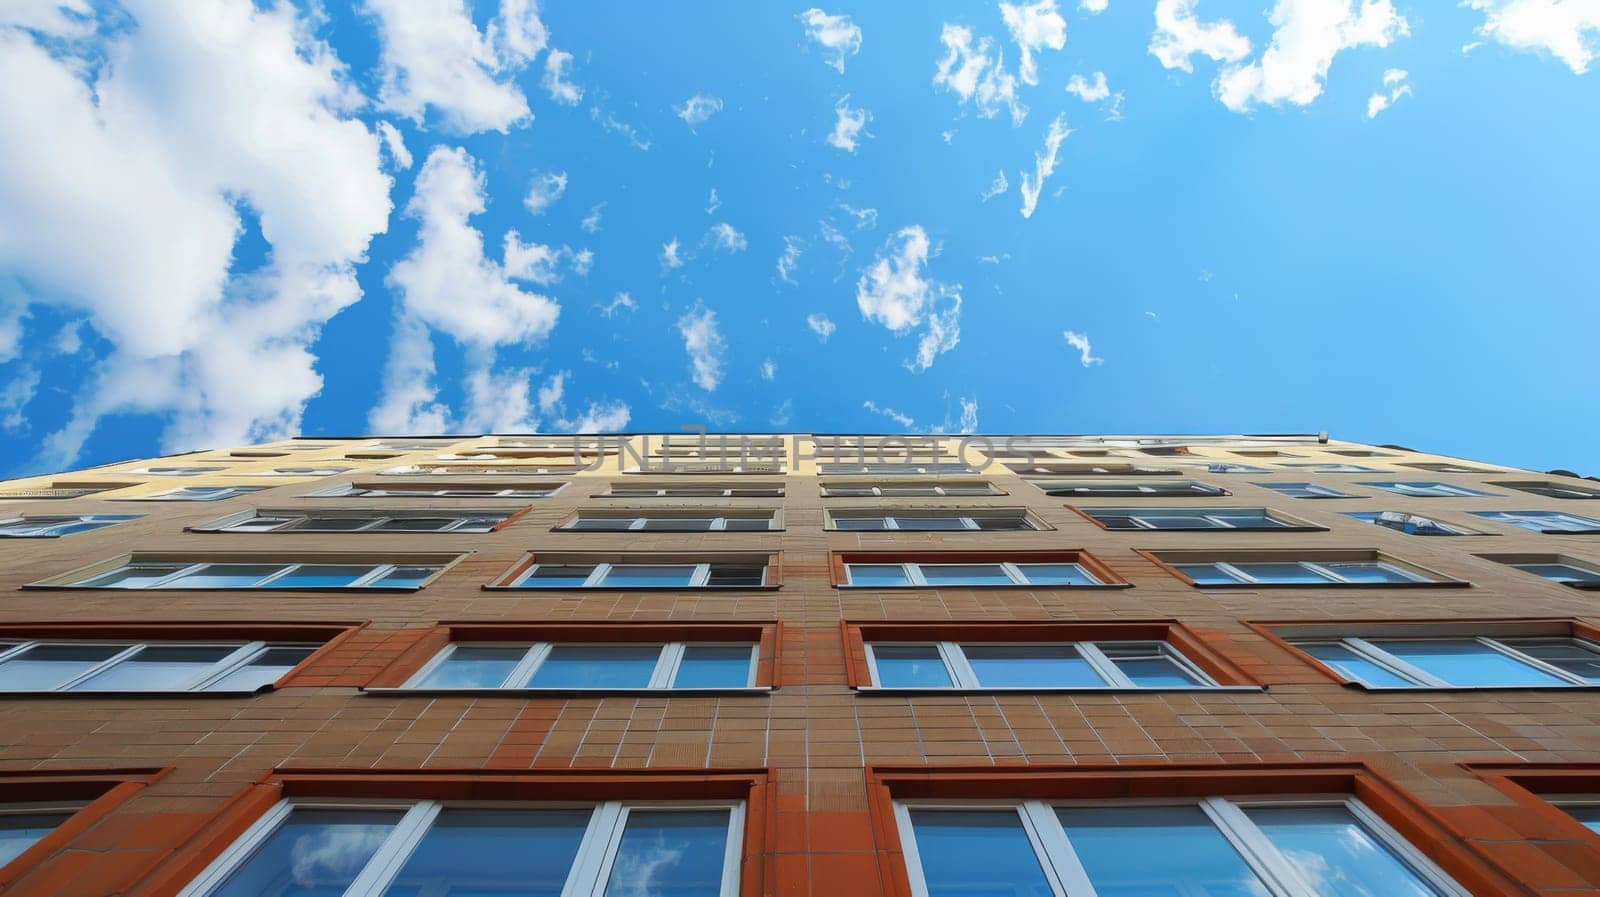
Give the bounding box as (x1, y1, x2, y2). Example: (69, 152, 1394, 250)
(778, 236, 805, 285)
(828, 95, 872, 152)
(1000, 0, 1067, 86)
(797, 8, 863, 73)
(678, 301, 726, 391)
(980, 169, 1009, 202)
(1366, 68, 1411, 118)
(934, 24, 1026, 124)
(806, 313, 837, 342)
(1063, 329, 1103, 366)
(760, 359, 776, 381)
(863, 399, 915, 428)
(580, 202, 605, 233)
(707, 222, 748, 253)
(705, 188, 721, 214)
(856, 226, 962, 372)
(596, 291, 637, 318)
(543, 49, 582, 104)
(591, 106, 651, 149)
(661, 238, 685, 271)
(524, 170, 568, 214)
(677, 93, 724, 127)
(1019, 113, 1070, 219)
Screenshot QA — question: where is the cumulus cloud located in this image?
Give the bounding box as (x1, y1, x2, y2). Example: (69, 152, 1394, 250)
(863, 399, 914, 428)
(1148, 0, 1251, 73)
(797, 8, 863, 73)
(542, 48, 582, 104)
(1082, 0, 1109, 12)
(1000, 0, 1067, 86)
(524, 170, 568, 214)
(777, 236, 805, 285)
(1019, 113, 1070, 219)
(1215, 0, 1410, 112)
(366, 0, 549, 134)
(1, 0, 392, 466)
(1465, 0, 1600, 73)
(856, 226, 963, 372)
(806, 312, 837, 341)
(1064, 329, 1103, 366)
(677, 93, 723, 127)
(1366, 67, 1411, 118)
(828, 96, 872, 152)
(707, 222, 748, 253)
(934, 24, 1027, 124)
(980, 169, 1010, 202)
(678, 301, 726, 391)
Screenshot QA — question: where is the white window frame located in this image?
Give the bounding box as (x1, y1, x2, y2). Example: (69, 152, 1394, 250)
(177, 798, 746, 897)
(863, 640, 1214, 690)
(892, 796, 1468, 897)
(0, 515, 138, 538)
(213, 510, 505, 534)
(404, 641, 759, 690)
(563, 512, 777, 532)
(313, 483, 565, 498)
(131, 466, 221, 476)
(601, 486, 785, 498)
(1203, 463, 1270, 473)
(511, 562, 767, 589)
(1183, 560, 1427, 585)
(1511, 560, 1600, 584)
(1083, 507, 1286, 531)
(1258, 482, 1353, 499)
(1348, 511, 1472, 535)
(1036, 480, 1227, 498)
(1364, 481, 1489, 498)
(828, 511, 1035, 532)
(1502, 482, 1600, 500)
(130, 486, 268, 502)
(1474, 510, 1600, 533)
(71, 561, 439, 590)
(0, 639, 314, 692)
(1280, 463, 1380, 473)
(1294, 635, 1600, 688)
(819, 482, 997, 497)
(842, 561, 1100, 588)
(262, 466, 351, 477)
(817, 463, 976, 476)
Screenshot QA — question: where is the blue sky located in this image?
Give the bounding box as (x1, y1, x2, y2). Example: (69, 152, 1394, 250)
(1, 0, 1597, 476)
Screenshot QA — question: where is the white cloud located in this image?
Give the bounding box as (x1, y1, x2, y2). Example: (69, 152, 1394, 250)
(1066, 71, 1111, 102)
(1215, 0, 1410, 113)
(980, 169, 1010, 202)
(676, 93, 723, 127)
(760, 359, 777, 381)
(1082, 0, 1109, 13)
(372, 146, 560, 432)
(1019, 113, 1070, 219)
(862, 399, 914, 428)
(958, 396, 979, 433)
(561, 400, 630, 432)
(524, 170, 568, 214)
(1, 0, 392, 466)
(1063, 329, 1103, 366)
(705, 188, 721, 214)
(536, 369, 565, 415)
(542, 48, 582, 104)
(1465, 0, 1600, 74)
(501, 234, 589, 285)
(856, 226, 963, 372)
(707, 222, 748, 253)
(377, 121, 413, 169)
(768, 399, 794, 427)
(591, 107, 651, 150)
(580, 202, 604, 234)
(934, 24, 1027, 124)
(797, 8, 863, 73)
(52, 320, 84, 356)
(661, 238, 684, 271)
(1000, 0, 1068, 86)
(806, 312, 836, 341)
(366, 0, 548, 134)
(678, 301, 725, 391)
(596, 291, 636, 317)
(0, 366, 39, 433)
(1149, 0, 1251, 73)
(839, 204, 878, 230)
(1366, 67, 1411, 117)
(828, 95, 872, 152)
(777, 236, 805, 285)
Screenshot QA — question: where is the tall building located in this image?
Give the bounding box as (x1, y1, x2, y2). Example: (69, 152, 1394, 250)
(1, 431, 1599, 896)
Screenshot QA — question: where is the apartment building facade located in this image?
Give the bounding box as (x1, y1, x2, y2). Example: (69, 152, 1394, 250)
(0, 432, 1599, 896)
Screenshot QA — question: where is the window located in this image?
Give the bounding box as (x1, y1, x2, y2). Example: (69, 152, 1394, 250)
(1008, 462, 1179, 476)
(1480, 554, 1600, 588)
(1033, 480, 1227, 498)
(406, 642, 758, 690)
(1289, 635, 1600, 688)
(0, 515, 139, 538)
(1280, 462, 1380, 473)
(130, 466, 221, 476)
(843, 561, 1102, 587)
(561, 511, 779, 532)
(820, 481, 997, 497)
(0, 640, 315, 693)
(1232, 450, 1301, 458)
(313, 482, 564, 498)
(125, 485, 269, 502)
(819, 462, 974, 475)
(1401, 461, 1500, 473)
(180, 799, 743, 897)
(0, 804, 86, 870)
(44, 557, 454, 590)
(1494, 480, 1600, 500)
(268, 442, 339, 451)
(1472, 510, 1600, 533)
(1346, 511, 1476, 536)
(1556, 802, 1600, 835)
(383, 464, 582, 477)
(503, 560, 771, 589)
(0, 482, 137, 500)
(601, 483, 785, 498)
(262, 466, 351, 476)
(1326, 448, 1396, 457)
(1149, 550, 1455, 586)
(370, 439, 464, 450)
(1203, 462, 1270, 473)
(1255, 482, 1356, 499)
(198, 509, 514, 534)
(640, 460, 787, 474)
(895, 797, 1466, 897)
(1078, 507, 1311, 531)
(1360, 481, 1495, 497)
(826, 509, 1039, 531)
(866, 640, 1215, 690)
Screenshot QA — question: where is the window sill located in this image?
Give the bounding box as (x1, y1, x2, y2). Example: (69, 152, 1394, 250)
(1348, 683, 1600, 692)
(837, 582, 1132, 590)
(855, 685, 1264, 695)
(1103, 526, 1329, 534)
(1188, 580, 1470, 589)
(481, 584, 781, 592)
(554, 528, 788, 534)
(0, 689, 268, 698)
(23, 584, 427, 593)
(363, 686, 774, 697)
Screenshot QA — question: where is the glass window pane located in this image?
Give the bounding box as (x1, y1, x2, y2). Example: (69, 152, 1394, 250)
(369, 518, 460, 532)
(963, 644, 1103, 688)
(721, 517, 772, 531)
(1502, 639, 1600, 683)
(832, 516, 888, 531)
(919, 564, 1012, 586)
(871, 645, 953, 688)
(380, 809, 590, 897)
(1516, 563, 1600, 584)
(599, 566, 697, 588)
(1561, 805, 1600, 834)
(415, 646, 528, 688)
(208, 808, 402, 897)
(520, 565, 595, 588)
(1232, 563, 1332, 584)
(1175, 563, 1240, 585)
(531, 645, 661, 688)
(570, 518, 635, 531)
(1249, 805, 1448, 897)
(891, 516, 971, 531)
(0, 644, 126, 690)
(0, 812, 74, 867)
(1137, 514, 1226, 530)
(205, 647, 317, 692)
(74, 645, 235, 691)
(1322, 562, 1424, 584)
(265, 565, 374, 589)
(673, 646, 755, 688)
(77, 563, 189, 588)
(639, 518, 718, 531)
(706, 565, 766, 587)
(908, 810, 1053, 897)
(1098, 643, 1204, 687)
(973, 516, 1033, 531)
(1016, 563, 1098, 586)
(169, 564, 286, 589)
(1376, 639, 1568, 687)
(846, 564, 910, 587)
(1298, 643, 1416, 688)
(602, 809, 732, 897)
(368, 565, 441, 589)
(293, 517, 375, 532)
(1057, 805, 1271, 897)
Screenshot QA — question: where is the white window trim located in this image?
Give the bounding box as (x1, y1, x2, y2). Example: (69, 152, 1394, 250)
(842, 561, 1100, 588)
(1477, 511, 1600, 533)
(405, 641, 760, 690)
(1087, 508, 1286, 531)
(314, 483, 564, 498)
(829, 511, 1033, 532)
(1318, 635, 1600, 688)
(176, 798, 745, 897)
(0, 639, 310, 693)
(1195, 560, 1426, 586)
(74, 561, 435, 590)
(1037, 481, 1227, 498)
(1366, 482, 1486, 498)
(565, 513, 777, 532)
(512, 562, 767, 589)
(0, 515, 137, 537)
(216, 511, 503, 534)
(892, 796, 1469, 897)
(863, 640, 1214, 690)
(820, 483, 997, 497)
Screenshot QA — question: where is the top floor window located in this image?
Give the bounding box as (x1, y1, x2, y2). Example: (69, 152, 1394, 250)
(1326, 448, 1397, 457)
(130, 465, 220, 476)
(820, 462, 973, 475)
(1279, 462, 1380, 473)
(1255, 482, 1356, 499)
(1034, 480, 1227, 498)
(125, 485, 269, 502)
(262, 466, 352, 477)
(1400, 461, 1501, 474)
(1077, 507, 1313, 531)
(1495, 480, 1600, 500)
(821, 481, 998, 497)
(313, 482, 564, 498)
(195, 509, 515, 534)
(1473, 510, 1600, 534)
(0, 515, 139, 538)
(0, 481, 137, 500)
(1203, 462, 1270, 473)
(1360, 481, 1494, 497)
(1008, 462, 1177, 476)
(383, 464, 580, 477)
(493, 554, 776, 590)
(1346, 511, 1475, 536)
(1480, 554, 1600, 588)
(560, 510, 779, 532)
(639, 460, 787, 474)
(601, 483, 784, 498)
(369, 438, 464, 450)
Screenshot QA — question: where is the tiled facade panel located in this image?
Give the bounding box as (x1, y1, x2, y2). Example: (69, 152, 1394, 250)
(0, 435, 1596, 895)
